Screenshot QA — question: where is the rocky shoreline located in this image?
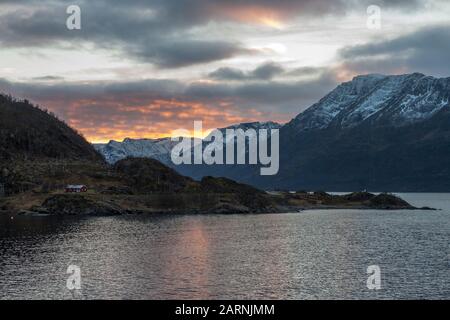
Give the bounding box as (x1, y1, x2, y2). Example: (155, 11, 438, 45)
(0, 190, 435, 218)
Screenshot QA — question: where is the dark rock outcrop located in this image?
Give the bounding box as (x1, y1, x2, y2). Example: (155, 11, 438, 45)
(366, 193, 414, 209)
(114, 157, 193, 193)
(38, 194, 123, 216)
(283, 191, 422, 210)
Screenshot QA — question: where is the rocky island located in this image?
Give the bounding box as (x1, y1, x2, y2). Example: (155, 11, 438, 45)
(0, 94, 430, 216)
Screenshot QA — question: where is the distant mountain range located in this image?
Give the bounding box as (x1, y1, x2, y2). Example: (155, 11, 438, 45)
(94, 137, 177, 165)
(93, 121, 281, 165)
(94, 73, 450, 192)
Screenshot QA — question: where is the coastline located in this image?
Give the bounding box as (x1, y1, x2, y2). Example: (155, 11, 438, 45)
(0, 190, 435, 217)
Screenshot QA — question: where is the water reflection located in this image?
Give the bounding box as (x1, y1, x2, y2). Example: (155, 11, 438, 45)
(0, 194, 449, 299)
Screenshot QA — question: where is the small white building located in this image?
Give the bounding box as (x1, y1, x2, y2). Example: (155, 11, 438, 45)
(65, 185, 87, 193)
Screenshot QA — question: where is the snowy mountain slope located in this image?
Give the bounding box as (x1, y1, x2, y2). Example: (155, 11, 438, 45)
(94, 122, 281, 164)
(204, 121, 281, 145)
(290, 73, 450, 131)
(94, 138, 176, 164)
(94, 73, 450, 191)
(178, 73, 450, 191)
(216, 121, 281, 132)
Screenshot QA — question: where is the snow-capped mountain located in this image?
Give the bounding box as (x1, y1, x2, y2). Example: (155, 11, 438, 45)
(95, 74, 450, 191)
(94, 121, 281, 164)
(179, 73, 450, 191)
(290, 73, 449, 131)
(204, 121, 281, 144)
(94, 138, 177, 164)
(217, 121, 281, 132)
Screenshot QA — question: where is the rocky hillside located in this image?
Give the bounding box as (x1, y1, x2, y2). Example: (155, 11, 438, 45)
(112, 158, 271, 211)
(113, 157, 195, 193)
(2, 157, 277, 215)
(0, 94, 104, 195)
(0, 94, 102, 161)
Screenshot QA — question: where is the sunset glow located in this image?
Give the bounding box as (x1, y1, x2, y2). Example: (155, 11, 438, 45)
(1, 0, 448, 143)
(221, 5, 285, 29)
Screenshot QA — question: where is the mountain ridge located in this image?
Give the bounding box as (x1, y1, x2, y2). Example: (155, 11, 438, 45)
(289, 73, 449, 132)
(177, 73, 450, 191)
(94, 121, 281, 165)
(92, 72, 450, 191)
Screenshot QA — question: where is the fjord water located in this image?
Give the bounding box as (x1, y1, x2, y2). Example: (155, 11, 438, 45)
(0, 193, 448, 299)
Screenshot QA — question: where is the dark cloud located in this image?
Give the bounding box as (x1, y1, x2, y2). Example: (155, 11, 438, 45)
(190, 70, 337, 110)
(209, 68, 247, 81)
(209, 63, 330, 81)
(133, 40, 256, 68)
(285, 66, 328, 77)
(0, 0, 428, 68)
(339, 25, 450, 77)
(0, 69, 338, 140)
(252, 63, 285, 80)
(0, 1, 255, 68)
(209, 62, 285, 81)
(0, 70, 337, 112)
(31, 76, 65, 81)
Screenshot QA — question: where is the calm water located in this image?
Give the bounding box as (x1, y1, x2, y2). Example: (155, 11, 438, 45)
(0, 193, 448, 300)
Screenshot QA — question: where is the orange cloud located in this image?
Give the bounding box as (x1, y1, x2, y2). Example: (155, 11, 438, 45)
(57, 98, 276, 143)
(220, 5, 285, 29)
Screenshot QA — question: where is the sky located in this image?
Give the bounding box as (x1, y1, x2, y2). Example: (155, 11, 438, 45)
(0, 0, 449, 142)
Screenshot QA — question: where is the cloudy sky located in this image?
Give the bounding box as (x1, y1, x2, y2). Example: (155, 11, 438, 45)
(1, 0, 449, 142)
